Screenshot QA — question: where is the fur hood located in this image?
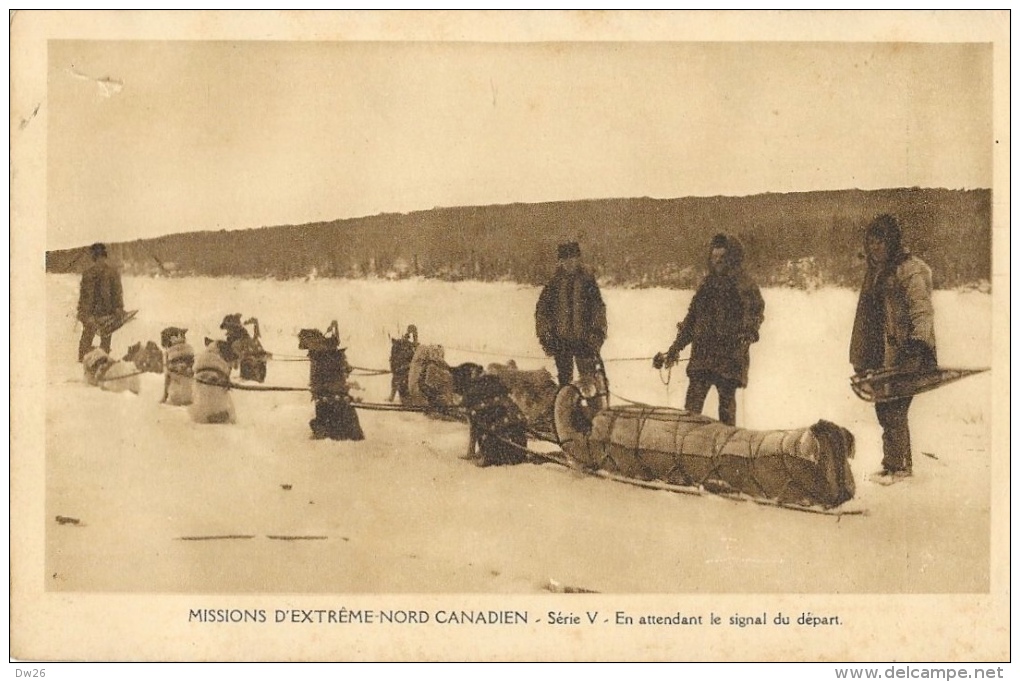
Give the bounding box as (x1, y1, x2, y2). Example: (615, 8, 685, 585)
(709, 233, 746, 271)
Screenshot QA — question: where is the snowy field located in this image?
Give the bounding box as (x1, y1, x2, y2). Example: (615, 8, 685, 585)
(44, 274, 993, 593)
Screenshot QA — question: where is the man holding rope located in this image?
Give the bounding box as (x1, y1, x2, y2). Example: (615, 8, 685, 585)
(654, 234, 764, 426)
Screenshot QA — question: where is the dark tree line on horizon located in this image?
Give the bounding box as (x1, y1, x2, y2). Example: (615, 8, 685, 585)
(46, 188, 992, 291)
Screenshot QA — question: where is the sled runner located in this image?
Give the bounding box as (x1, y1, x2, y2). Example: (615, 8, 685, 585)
(850, 366, 989, 403)
(96, 309, 138, 336)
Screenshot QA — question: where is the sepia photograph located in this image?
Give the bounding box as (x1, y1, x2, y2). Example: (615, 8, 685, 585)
(10, 10, 1010, 664)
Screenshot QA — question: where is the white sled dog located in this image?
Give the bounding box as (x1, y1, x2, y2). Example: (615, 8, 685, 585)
(161, 326, 194, 406)
(188, 340, 237, 424)
(81, 347, 141, 395)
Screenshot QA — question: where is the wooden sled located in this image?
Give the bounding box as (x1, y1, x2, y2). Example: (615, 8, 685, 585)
(553, 386, 857, 509)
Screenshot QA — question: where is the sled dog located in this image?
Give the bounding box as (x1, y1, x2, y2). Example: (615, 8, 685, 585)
(451, 363, 528, 467)
(485, 359, 558, 431)
(124, 340, 164, 374)
(188, 340, 236, 424)
(161, 327, 194, 406)
(82, 347, 141, 395)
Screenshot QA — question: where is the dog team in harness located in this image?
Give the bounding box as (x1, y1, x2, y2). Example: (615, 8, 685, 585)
(72, 214, 967, 505)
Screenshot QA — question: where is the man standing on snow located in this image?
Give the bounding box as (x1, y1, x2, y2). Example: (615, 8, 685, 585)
(535, 241, 608, 389)
(850, 214, 937, 482)
(77, 242, 125, 362)
(655, 233, 764, 426)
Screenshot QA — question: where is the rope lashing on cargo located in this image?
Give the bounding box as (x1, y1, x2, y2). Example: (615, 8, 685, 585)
(555, 380, 859, 508)
(673, 407, 832, 503)
(480, 427, 864, 517)
(626, 405, 660, 481)
(607, 391, 654, 407)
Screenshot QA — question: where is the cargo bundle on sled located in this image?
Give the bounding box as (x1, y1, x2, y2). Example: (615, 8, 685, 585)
(406, 344, 458, 412)
(553, 386, 856, 509)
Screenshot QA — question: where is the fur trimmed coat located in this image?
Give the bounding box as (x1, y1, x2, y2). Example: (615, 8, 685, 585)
(667, 238, 765, 387)
(535, 266, 607, 357)
(850, 252, 937, 373)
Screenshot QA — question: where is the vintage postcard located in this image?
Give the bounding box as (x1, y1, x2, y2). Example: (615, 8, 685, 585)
(10, 11, 1009, 663)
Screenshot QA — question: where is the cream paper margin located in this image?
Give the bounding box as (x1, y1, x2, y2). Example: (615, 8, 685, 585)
(9, 10, 1010, 662)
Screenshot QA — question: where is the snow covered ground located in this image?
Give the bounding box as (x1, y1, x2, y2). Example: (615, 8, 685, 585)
(44, 274, 993, 593)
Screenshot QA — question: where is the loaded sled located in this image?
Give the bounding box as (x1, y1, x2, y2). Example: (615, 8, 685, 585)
(551, 386, 857, 510)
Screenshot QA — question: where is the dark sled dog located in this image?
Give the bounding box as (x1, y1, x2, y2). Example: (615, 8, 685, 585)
(450, 363, 528, 467)
(123, 340, 164, 374)
(298, 321, 364, 441)
(219, 313, 271, 383)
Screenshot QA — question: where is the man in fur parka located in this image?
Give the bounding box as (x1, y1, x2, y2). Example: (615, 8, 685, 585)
(657, 233, 765, 426)
(535, 241, 608, 389)
(850, 214, 937, 481)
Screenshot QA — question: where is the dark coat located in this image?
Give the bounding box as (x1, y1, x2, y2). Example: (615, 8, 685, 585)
(77, 260, 124, 322)
(668, 239, 764, 387)
(850, 251, 937, 373)
(535, 266, 607, 357)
